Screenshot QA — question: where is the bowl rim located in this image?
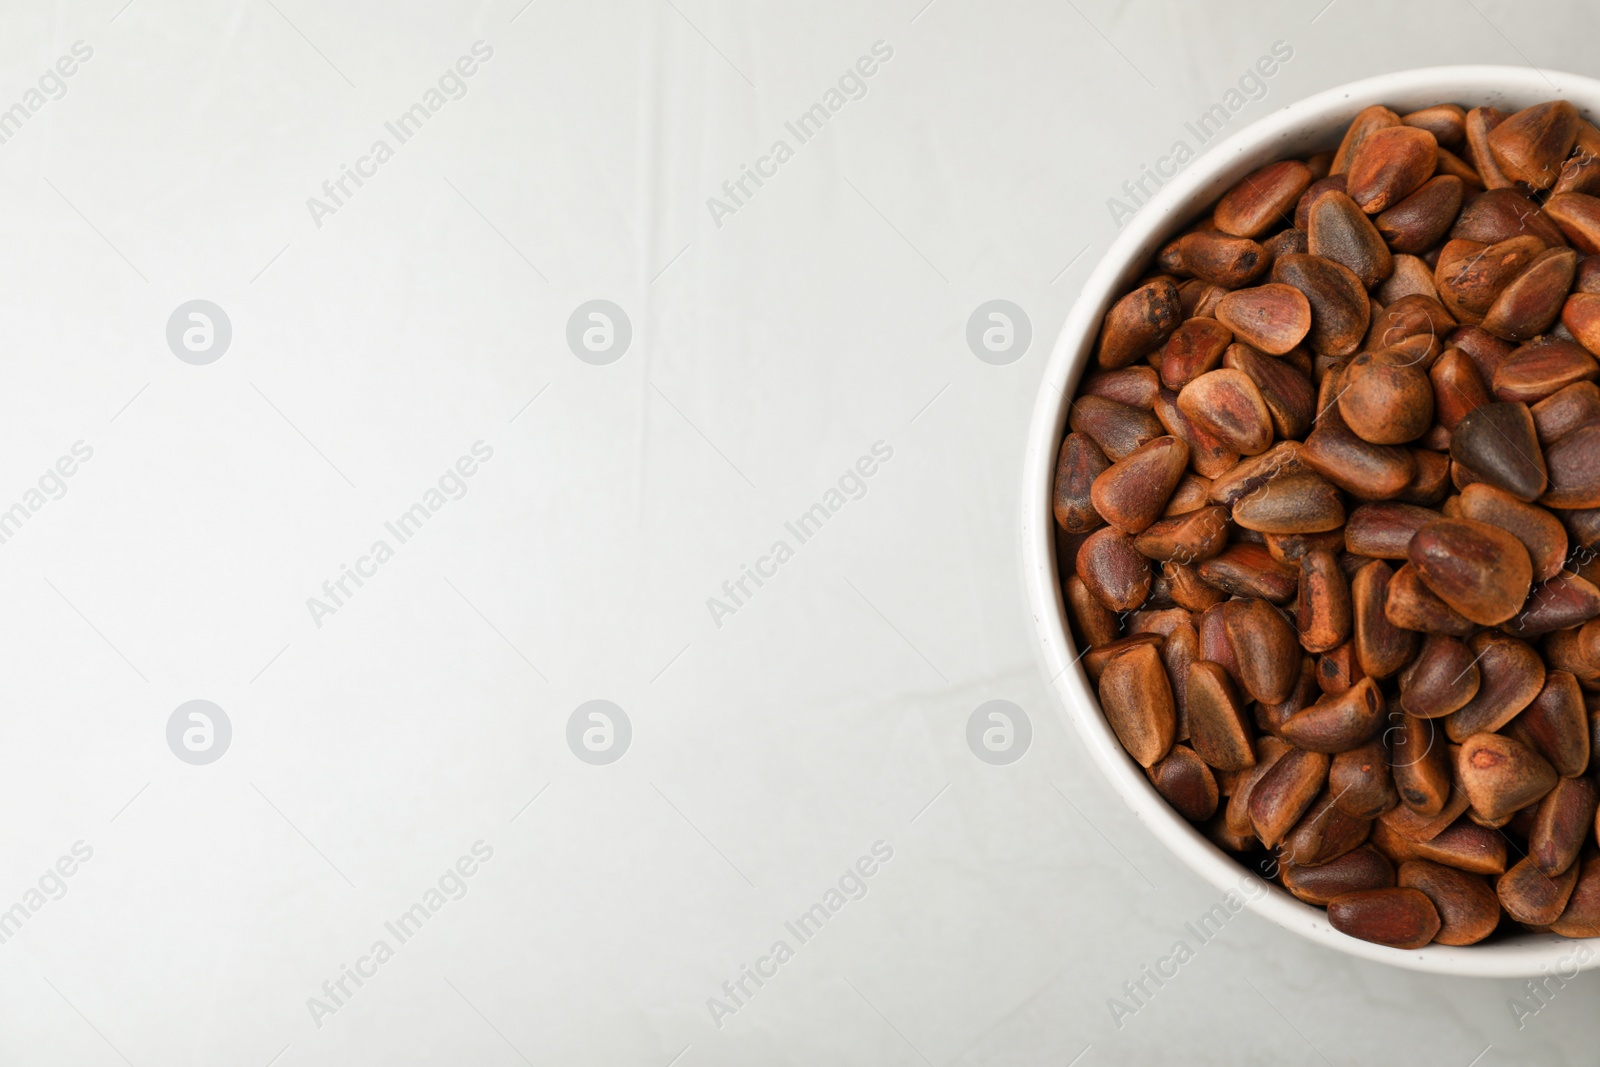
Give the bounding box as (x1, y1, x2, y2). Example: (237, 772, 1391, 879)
(1021, 64, 1600, 977)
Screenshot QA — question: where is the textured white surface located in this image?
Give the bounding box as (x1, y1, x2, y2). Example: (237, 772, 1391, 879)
(0, 1, 1594, 1064)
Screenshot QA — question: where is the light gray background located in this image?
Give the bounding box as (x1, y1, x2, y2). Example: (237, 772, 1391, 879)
(0, 0, 1594, 1063)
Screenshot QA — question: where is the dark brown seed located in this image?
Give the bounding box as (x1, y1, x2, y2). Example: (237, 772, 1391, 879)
(1338, 350, 1435, 445)
(1132, 506, 1230, 563)
(1249, 747, 1330, 848)
(1484, 248, 1579, 344)
(1163, 621, 1199, 742)
(1082, 633, 1163, 685)
(1214, 159, 1314, 238)
(1215, 763, 1247, 799)
(1271, 253, 1370, 357)
(1144, 574, 1178, 610)
(1096, 278, 1182, 369)
(1189, 282, 1230, 319)
(1065, 575, 1119, 649)
(1381, 254, 1443, 305)
(1327, 887, 1440, 948)
(1378, 785, 1470, 842)
(1261, 226, 1309, 269)
(1434, 144, 1485, 189)
(1375, 175, 1464, 253)
(1282, 845, 1396, 906)
(1281, 676, 1384, 753)
(1544, 192, 1600, 254)
(1148, 744, 1220, 821)
(1127, 607, 1194, 640)
(1507, 573, 1600, 638)
(1403, 819, 1508, 874)
(1330, 738, 1399, 819)
(1171, 230, 1269, 288)
(1512, 670, 1591, 778)
(1384, 562, 1477, 636)
(1068, 395, 1163, 462)
(1199, 603, 1244, 690)
(1316, 640, 1366, 694)
(1298, 548, 1352, 653)
(1053, 432, 1110, 534)
(1231, 470, 1344, 535)
(1457, 732, 1558, 821)
(1550, 855, 1600, 937)
(1165, 560, 1227, 611)
(1452, 326, 1510, 388)
(1429, 348, 1492, 430)
(1398, 448, 1452, 506)
(1445, 631, 1546, 741)
(1258, 654, 1320, 735)
(1487, 100, 1580, 190)
(1302, 418, 1417, 500)
(1390, 713, 1452, 816)
(1368, 295, 1456, 358)
(1332, 105, 1401, 175)
(1402, 104, 1466, 147)
(1542, 422, 1600, 508)
(1561, 292, 1600, 358)
(1447, 401, 1547, 501)
(1264, 524, 1347, 567)
(1450, 187, 1567, 246)
(1214, 284, 1312, 356)
(1177, 369, 1274, 456)
(1408, 517, 1533, 624)
(1202, 814, 1257, 853)
(1528, 775, 1598, 876)
(1347, 125, 1438, 214)
(1307, 189, 1394, 288)
(1343, 502, 1436, 559)
(1498, 856, 1580, 925)
(1158, 317, 1233, 390)
(1580, 251, 1600, 293)
(1399, 635, 1481, 718)
(1221, 597, 1300, 706)
(1397, 860, 1500, 945)
(1351, 560, 1417, 680)
(1208, 442, 1307, 506)
(1435, 235, 1547, 325)
(1098, 643, 1177, 768)
(1543, 628, 1600, 684)
(1566, 510, 1600, 561)
(1226, 735, 1290, 837)
(1283, 792, 1372, 867)
(1197, 543, 1298, 604)
(1186, 660, 1255, 772)
(1079, 366, 1161, 408)
(1152, 389, 1240, 479)
(1164, 473, 1215, 516)
(1555, 154, 1600, 197)
(1223, 343, 1316, 440)
(1559, 112, 1598, 162)
(1295, 174, 1349, 230)
(1078, 526, 1153, 613)
(1495, 337, 1598, 403)
(1457, 482, 1568, 582)
(1561, 505, 1600, 553)
(1090, 436, 1190, 535)
(1465, 106, 1514, 188)
(1156, 233, 1194, 274)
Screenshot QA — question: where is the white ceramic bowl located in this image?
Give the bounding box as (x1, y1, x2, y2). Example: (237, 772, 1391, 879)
(1023, 66, 1600, 977)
